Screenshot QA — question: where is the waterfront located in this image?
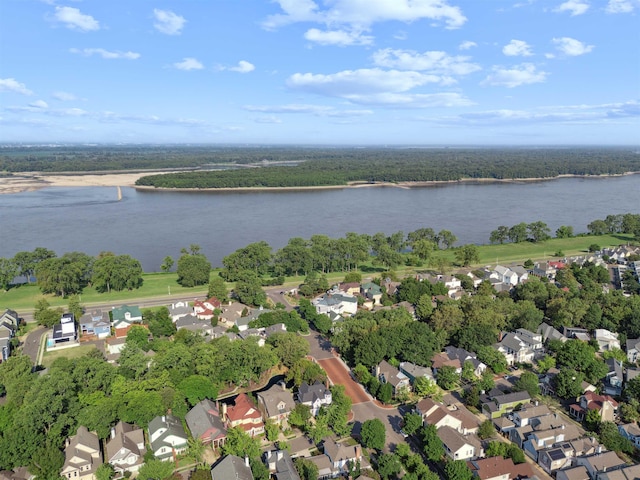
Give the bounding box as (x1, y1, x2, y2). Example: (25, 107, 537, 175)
(1, 175, 639, 271)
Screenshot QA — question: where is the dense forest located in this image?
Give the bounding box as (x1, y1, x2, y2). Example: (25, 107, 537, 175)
(1, 146, 640, 185)
(133, 147, 640, 188)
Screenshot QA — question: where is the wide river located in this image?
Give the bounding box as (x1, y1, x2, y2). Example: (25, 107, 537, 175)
(1, 175, 639, 272)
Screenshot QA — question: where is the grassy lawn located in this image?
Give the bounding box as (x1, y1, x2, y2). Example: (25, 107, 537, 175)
(41, 344, 98, 368)
(0, 233, 635, 314)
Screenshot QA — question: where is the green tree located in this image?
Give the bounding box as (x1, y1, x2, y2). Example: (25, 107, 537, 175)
(536, 355, 556, 373)
(598, 421, 634, 453)
(160, 255, 174, 273)
(514, 372, 540, 397)
(478, 420, 496, 439)
(145, 307, 176, 338)
(455, 244, 480, 267)
(445, 460, 473, 480)
(208, 276, 228, 301)
(0, 257, 18, 291)
(585, 408, 601, 432)
(67, 295, 84, 324)
(508, 223, 528, 243)
(414, 376, 439, 398)
(527, 221, 551, 242)
(436, 365, 459, 390)
(437, 230, 457, 249)
(422, 424, 444, 461)
(265, 420, 280, 442)
(234, 274, 267, 306)
(33, 298, 63, 327)
(553, 368, 584, 399)
(289, 403, 312, 429)
(361, 418, 386, 450)
(377, 453, 402, 480)
(402, 412, 423, 435)
(177, 375, 219, 407)
(36, 252, 93, 297)
(294, 457, 319, 480)
(92, 252, 143, 292)
(555, 225, 574, 238)
(177, 246, 211, 287)
(378, 382, 393, 404)
(267, 332, 310, 368)
(29, 443, 65, 480)
(95, 463, 115, 480)
(489, 226, 510, 244)
(138, 459, 175, 480)
(222, 426, 261, 459)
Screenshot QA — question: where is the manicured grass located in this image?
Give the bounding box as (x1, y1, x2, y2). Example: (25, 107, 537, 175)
(41, 344, 98, 368)
(0, 233, 635, 314)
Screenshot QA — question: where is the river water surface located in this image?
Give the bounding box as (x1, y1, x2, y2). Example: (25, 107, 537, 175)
(1, 175, 639, 271)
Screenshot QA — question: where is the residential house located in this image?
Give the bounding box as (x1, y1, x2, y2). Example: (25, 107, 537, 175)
(105, 337, 127, 356)
(60, 426, 102, 480)
(511, 266, 530, 284)
(570, 392, 618, 423)
(495, 332, 535, 366)
(168, 301, 192, 322)
(618, 423, 640, 448)
(492, 265, 520, 287)
(104, 421, 145, 476)
(0, 467, 33, 480)
(307, 454, 333, 480)
(322, 438, 363, 476)
(210, 455, 254, 480)
(78, 310, 111, 339)
(511, 413, 577, 450)
(264, 450, 301, 480)
(338, 282, 360, 296)
(594, 329, 620, 352)
(526, 424, 583, 466)
(511, 404, 552, 428)
(532, 262, 558, 280)
(468, 456, 534, 480)
(574, 451, 625, 479)
(111, 305, 143, 338)
(375, 360, 411, 396)
(595, 463, 640, 480)
(49, 313, 78, 348)
(312, 289, 358, 317)
(416, 398, 480, 435)
(482, 391, 531, 419)
(185, 399, 227, 448)
(0, 309, 18, 362)
(432, 346, 486, 377)
(264, 323, 287, 339)
(603, 358, 624, 397)
(360, 282, 382, 307)
(218, 302, 247, 327)
(555, 466, 590, 480)
(223, 393, 264, 436)
(257, 383, 296, 429)
(437, 426, 482, 461)
(625, 338, 640, 364)
(192, 296, 222, 321)
(563, 327, 591, 342)
(399, 361, 434, 384)
(514, 329, 544, 351)
(296, 381, 332, 416)
(147, 414, 188, 461)
(175, 314, 215, 336)
(537, 322, 567, 344)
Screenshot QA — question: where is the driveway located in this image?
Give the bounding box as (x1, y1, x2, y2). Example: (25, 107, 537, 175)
(317, 357, 370, 405)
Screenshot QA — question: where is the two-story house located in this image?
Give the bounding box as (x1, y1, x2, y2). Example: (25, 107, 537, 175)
(185, 399, 227, 449)
(104, 421, 145, 476)
(257, 383, 296, 429)
(223, 393, 264, 437)
(437, 426, 483, 461)
(111, 305, 143, 338)
(570, 392, 618, 423)
(296, 381, 332, 416)
(78, 310, 111, 339)
(375, 360, 411, 397)
(494, 332, 535, 366)
(147, 415, 188, 462)
(60, 426, 102, 480)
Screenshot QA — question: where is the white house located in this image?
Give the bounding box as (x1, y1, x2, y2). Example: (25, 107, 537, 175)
(312, 289, 358, 317)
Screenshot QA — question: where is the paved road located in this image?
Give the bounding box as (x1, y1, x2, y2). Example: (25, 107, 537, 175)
(23, 326, 47, 364)
(317, 357, 370, 404)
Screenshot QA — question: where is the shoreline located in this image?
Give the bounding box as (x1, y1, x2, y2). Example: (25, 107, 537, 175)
(1, 170, 638, 195)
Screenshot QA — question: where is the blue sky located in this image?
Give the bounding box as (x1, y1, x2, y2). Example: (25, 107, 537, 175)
(1, 0, 639, 145)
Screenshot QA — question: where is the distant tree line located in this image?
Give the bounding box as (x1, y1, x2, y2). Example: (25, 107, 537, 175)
(134, 147, 640, 189)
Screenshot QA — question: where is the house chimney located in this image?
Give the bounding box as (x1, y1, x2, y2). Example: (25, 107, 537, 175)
(110, 427, 116, 440)
(245, 456, 250, 468)
(161, 415, 166, 423)
(277, 450, 283, 461)
(221, 402, 227, 418)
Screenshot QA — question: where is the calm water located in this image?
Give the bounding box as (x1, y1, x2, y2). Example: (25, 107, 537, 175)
(1, 175, 639, 271)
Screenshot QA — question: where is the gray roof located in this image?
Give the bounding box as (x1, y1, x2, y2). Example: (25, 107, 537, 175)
(377, 360, 409, 388)
(399, 361, 433, 380)
(437, 425, 474, 453)
(185, 399, 226, 443)
(492, 391, 531, 406)
(538, 322, 567, 343)
(257, 384, 295, 418)
(264, 450, 301, 480)
(297, 381, 330, 404)
(148, 415, 187, 456)
(210, 455, 254, 480)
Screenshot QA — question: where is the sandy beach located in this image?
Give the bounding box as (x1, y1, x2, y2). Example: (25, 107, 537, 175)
(0, 172, 153, 195)
(1, 171, 637, 195)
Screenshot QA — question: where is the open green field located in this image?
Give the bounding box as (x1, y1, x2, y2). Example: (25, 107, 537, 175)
(0, 233, 635, 314)
(41, 344, 98, 368)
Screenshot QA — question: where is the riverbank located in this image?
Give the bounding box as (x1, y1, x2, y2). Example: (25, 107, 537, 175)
(2, 171, 637, 195)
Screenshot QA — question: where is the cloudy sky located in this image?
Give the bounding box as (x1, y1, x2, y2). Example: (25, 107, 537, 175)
(1, 0, 639, 145)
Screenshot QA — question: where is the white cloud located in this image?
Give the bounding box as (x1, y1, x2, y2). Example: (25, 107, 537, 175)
(263, 0, 467, 31)
(343, 92, 474, 107)
(173, 58, 204, 71)
(153, 9, 186, 35)
(52, 6, 100, 32)
(243, 103, 373, 117)
(304, 28, 374, 46)
(70, 48, 141, 60)
(0, 78, 33, 95)
(554, 0, 590, 15)
(228, 61, 256, 73)
(372, 48, 481, 75)
(287, 68, 444, 96)
(459, 41, 477, 50)
(29, 100, 48, 109)
(552, 37, 594, 56)
(605, 0, 638, 13)
(502, 40, 533, 57)
(52, 91, 78, 101)
(254, 116, 283, 124)
(482, 63, 548, 88)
